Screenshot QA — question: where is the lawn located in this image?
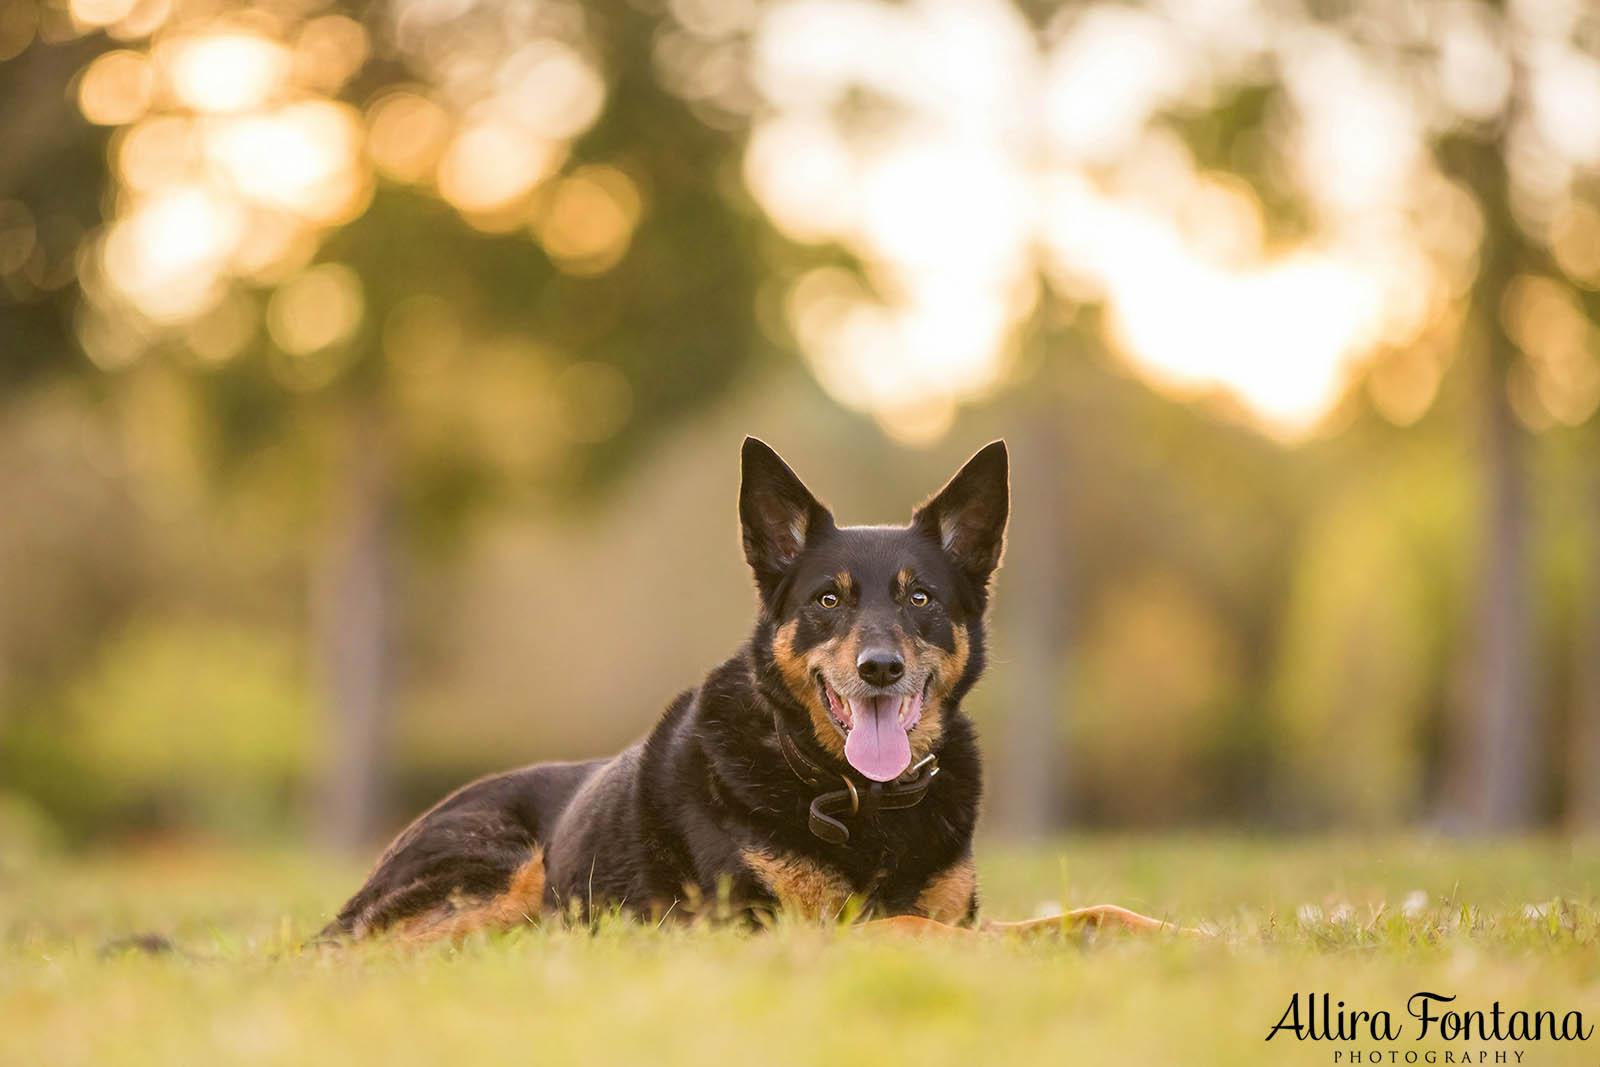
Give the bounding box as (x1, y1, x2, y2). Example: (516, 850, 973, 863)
(5, 835, 1600, 1066)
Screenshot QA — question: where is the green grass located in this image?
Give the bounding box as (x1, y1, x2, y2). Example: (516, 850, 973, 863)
(6, 836, 1600, 1066)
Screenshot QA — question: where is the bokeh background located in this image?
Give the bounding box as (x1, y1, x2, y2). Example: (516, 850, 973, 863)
(3, 0, 1599, 857)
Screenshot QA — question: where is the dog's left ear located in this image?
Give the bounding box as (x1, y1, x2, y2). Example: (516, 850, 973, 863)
(739, 437, 834, 601)
(913, 440, 1009, 589)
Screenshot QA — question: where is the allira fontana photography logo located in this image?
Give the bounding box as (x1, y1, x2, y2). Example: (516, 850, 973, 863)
(1266, 992, 1593, 1064)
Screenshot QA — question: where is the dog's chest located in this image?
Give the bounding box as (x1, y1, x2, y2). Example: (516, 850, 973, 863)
(739, 847, 859, 919)
(738, 844, 974, 923)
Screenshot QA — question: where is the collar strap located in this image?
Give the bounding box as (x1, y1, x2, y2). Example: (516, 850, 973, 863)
(772, 711, 940, 845)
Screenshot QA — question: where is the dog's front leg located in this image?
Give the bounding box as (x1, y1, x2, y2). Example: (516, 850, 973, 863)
(857, 906, 1198, 938)
(983, 905, 1196, 936)
(856, 914, 976, 938)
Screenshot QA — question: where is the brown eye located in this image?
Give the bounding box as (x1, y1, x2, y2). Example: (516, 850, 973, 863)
(910, 590, 930, 607)
(817, 591, 840, 609)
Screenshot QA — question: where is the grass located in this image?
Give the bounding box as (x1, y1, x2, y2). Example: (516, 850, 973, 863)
(5, 835, 1600, 1066)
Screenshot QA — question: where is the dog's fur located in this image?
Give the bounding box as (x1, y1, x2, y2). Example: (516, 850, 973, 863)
(325, 438, 1176, 941)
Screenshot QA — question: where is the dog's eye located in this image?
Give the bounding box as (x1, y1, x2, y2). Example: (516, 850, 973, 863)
(817, 591, 840, 609)
(909, 590, 930, 608)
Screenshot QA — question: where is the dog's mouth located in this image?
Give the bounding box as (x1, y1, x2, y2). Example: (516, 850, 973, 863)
(814, 673, 928, 783)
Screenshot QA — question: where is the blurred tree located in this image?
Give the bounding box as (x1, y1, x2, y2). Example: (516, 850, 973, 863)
(1434, 116, 1540, 831)
(1002, 0, 1600, 831)
(12, 0, 1600, 841)
(1580, 444, 1600, 827)
(17, 0, 772, 846)
(0, 10, 106, 387)
(1153, 1, 1600, 831)
(1561, 216, 1600, 830)
(988, 315, 1073, 836)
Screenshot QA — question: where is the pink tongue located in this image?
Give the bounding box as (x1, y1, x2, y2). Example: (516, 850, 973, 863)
(843, 693, 916, 782)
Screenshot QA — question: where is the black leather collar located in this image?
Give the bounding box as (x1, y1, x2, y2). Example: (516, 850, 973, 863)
(772, 710, 940, 845)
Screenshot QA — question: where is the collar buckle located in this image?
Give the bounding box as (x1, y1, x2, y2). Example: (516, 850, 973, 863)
(774, 709, 940, 846)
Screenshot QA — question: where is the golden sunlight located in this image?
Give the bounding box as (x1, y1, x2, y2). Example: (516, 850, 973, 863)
(438, 122, 564, 217)
(1549, 199, 1600, 288)
(69, 0, 139, 30)
(159, 31, 291, 114)
(1501, 274, 1600, 426)
(536, 166, 642, 276)
(101, 185, 243, 321)
(204, 101, 368, 223)
(266, 262, 364, 357)
(116, 116, 196, 193)
(492, 39, 607, 141)
(291, 15, 369, 95)
(366, 91, 453, 185)
(743, 0, 1465, 443)
(78, 2, 610, 347)
(78, 49, 156, 126)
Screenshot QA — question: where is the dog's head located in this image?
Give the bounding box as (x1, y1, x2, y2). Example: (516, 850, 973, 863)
(740, 437, 1008, 782)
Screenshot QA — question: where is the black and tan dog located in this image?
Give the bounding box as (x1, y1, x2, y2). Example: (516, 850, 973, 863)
(325, 438, 1175, 941)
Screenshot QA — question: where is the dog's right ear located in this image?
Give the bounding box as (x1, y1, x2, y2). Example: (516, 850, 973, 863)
(913, 440, 1009, 592)
(739, 437, 833, 601)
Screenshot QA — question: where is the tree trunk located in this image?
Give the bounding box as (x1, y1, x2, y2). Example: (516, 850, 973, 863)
(1573, 450, 1600, 829)
(991, 389, 1069, 837)
(1438, 112, 1540, 833)
(314, 405, 395, 850)
(1467, 359, 1538, 830)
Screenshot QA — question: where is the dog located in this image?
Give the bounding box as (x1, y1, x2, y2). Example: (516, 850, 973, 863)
(324, 438, 1176, 941)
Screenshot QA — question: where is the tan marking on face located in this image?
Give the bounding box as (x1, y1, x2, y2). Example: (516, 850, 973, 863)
(772, 618, 849, 761)
(741, 847, 856, 920)
(777, 618, 968, 770)
(915, 856, 976, 924)
(913, 623, 969, 700)
(896, 567, 914, 598)
(386, 848, 546, 944)
(834, 571, 854, 598)
(902, 703, 944, 761)
(901, 623, 968, 758)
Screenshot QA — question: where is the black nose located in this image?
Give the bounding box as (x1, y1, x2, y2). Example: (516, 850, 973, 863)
(856, 648, 905, 687)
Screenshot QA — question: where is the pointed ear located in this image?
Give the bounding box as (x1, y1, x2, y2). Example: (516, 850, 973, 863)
(739, 437, 833, 600)
(913, 441, 1009, 589)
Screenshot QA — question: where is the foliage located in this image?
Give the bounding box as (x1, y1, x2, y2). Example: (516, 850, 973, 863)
(5, 619, 309, 840)
(3, 0, 1600, 841)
